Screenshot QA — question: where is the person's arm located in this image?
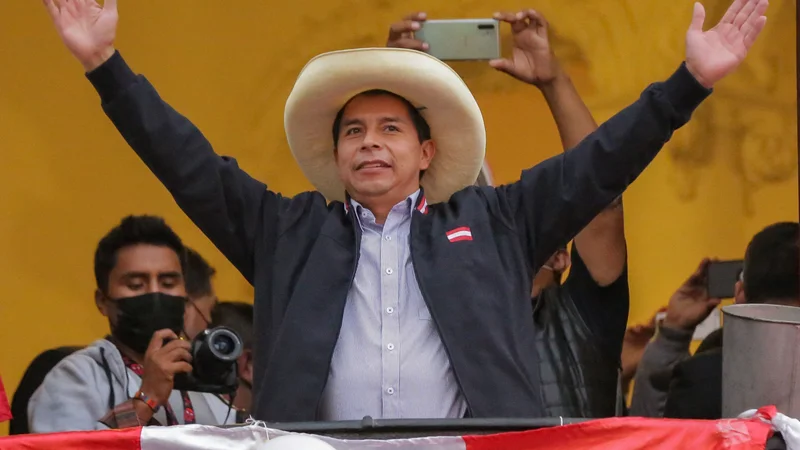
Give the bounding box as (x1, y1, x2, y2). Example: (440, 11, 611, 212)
(85, 53, 280, 282)
(43, 0, 289, 283)
(496, 64, 709, 271)
(628, 326, 693, 417)
(483, 10, 689, 272)
(540, 70, 627, 286)
(28, 355, 121, 432)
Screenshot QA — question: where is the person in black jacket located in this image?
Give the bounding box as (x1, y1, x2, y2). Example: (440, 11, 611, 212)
(43, 0, 767, 421)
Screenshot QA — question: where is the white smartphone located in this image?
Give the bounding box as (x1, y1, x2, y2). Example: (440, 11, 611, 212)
(415, 19, 501, 61)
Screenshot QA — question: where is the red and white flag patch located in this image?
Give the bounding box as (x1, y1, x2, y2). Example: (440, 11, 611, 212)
(446, 226, 473, 243)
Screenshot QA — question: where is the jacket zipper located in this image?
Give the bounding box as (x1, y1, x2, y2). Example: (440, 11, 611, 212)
(409, 213, 474, 416)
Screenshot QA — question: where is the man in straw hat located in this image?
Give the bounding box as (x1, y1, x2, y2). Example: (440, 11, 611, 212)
(44, 0, 767, 422)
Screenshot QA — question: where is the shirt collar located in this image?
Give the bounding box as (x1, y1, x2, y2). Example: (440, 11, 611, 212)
(343, 188, 428, 216)
(349, 189, 421, 227)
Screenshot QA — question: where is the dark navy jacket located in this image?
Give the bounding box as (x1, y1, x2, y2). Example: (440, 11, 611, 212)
(86, 52, 710, 421)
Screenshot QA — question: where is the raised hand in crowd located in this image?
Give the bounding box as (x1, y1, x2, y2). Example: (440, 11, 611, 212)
(662, 259, 721, 331)
(488, 10, 561, 87)
(43, 0, 118, 72)
(621, 308, 666, 386)
(386, 12, 429, 52)
(684, 0, 768, 88)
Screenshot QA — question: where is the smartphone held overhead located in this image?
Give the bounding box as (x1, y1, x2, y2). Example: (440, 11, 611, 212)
(707, 260, 744, 299)
(415, 19, 501, 61)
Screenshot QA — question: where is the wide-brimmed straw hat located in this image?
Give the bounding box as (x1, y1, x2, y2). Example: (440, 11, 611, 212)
(284, 48, 486, 204)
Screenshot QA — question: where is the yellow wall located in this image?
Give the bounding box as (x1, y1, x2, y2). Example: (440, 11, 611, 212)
(0, 0, 795, 433)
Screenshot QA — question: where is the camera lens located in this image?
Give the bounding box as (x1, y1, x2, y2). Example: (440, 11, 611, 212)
(213, 334, 235, 355)
(205, 327, 243, 362)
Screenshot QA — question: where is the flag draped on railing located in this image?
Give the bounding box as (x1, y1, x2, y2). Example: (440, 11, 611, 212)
(1, 406, 796, 450)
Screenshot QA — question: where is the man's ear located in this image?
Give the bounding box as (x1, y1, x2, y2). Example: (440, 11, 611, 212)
(95, 289, 109, 317)
(734, 280, 746, 304)
(419, 140, 436, 170)
(239, 349, 254, 385)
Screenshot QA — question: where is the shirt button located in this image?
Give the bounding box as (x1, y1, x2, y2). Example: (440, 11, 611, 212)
(386, 307, 394, 314)
(385, 235, 392, 241)
(387, 387, 395, 395)
(387, 343, 395, 350)
(385, 268, 393, 275)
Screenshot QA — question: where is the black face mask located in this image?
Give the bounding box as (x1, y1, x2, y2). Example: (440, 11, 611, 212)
(109, 292, 187, 355)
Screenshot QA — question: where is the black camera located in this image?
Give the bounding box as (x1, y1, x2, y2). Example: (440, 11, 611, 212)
(173, 326, 243, 394)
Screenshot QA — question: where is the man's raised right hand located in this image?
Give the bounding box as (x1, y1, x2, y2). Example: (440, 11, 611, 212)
(43, 0, 118, 72)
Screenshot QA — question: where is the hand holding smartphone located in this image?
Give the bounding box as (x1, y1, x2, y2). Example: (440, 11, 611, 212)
(386, 10, 559, 87)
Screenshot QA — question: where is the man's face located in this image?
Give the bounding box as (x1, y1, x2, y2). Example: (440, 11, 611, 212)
(334, 93, 435, 201)
(184, 292, 217, 339)
(96, 244, 186, 325)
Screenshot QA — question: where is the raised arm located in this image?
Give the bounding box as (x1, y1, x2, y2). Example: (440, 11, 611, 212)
(493, 9, 626, 285)
(43, 0, 282, 282)
(493, 0, 767, 271)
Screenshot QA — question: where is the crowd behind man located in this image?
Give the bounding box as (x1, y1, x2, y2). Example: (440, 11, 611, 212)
(5, 0, 782, 434)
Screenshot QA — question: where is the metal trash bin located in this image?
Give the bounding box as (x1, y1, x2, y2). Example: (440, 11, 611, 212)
(722, 304, 800, 418)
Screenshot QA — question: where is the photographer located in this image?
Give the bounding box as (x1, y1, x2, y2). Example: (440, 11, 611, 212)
(27, 216, 235, 432)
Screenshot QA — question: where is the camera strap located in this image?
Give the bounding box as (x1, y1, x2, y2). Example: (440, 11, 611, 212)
(121, 354, 197, 425)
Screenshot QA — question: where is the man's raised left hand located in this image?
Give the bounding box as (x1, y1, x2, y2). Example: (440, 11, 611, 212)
(685, 0, 769, 88)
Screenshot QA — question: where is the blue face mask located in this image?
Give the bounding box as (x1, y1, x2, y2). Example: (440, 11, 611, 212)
(110, 292, 187, 355)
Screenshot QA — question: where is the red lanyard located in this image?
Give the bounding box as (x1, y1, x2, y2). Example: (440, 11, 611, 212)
(121, 355, 196, 425)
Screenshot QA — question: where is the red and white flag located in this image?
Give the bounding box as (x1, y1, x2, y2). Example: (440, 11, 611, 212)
(446, 227, 472, 243)
(0, 375, 11, 423)
(0, 407, 792, 450)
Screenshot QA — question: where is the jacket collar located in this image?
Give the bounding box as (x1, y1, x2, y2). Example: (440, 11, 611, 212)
(343, 188, 428, 216)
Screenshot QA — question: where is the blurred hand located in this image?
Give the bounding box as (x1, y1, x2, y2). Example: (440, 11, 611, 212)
(624, 309, 664, 348)
(663, 259, 722, 331)
(139, 329, 192, 406)
(386, 12, 429, 51)
(43, 0, 118, 72)
(620, 308, 665, 381)
(684, 0, 768, 88)
(489, 9, 563, 87)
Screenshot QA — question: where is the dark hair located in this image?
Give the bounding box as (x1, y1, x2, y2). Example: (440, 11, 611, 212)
(210, 301, 254, 349)
(94, 215, 185, 294)
(331, 89, 431, 147)
(743, 222, 800, 304)
(184, 247, 216, 298)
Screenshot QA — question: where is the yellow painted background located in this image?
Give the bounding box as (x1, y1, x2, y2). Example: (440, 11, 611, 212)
(0, 0, 795, 433)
